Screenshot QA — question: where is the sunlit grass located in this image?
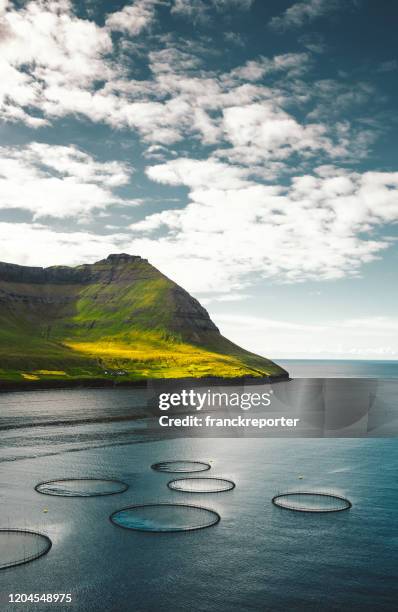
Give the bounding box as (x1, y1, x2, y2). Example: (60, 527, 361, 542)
(64, 335, 271, 379)
(34, 370, 68, 376)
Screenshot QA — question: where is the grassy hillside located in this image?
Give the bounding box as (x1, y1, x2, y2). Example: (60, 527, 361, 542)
(0, 254, 287, 385)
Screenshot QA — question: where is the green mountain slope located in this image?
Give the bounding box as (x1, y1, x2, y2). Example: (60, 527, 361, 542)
(0, 254, 288, 385)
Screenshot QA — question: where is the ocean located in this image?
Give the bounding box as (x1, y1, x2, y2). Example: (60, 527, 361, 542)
(278, 359, 398, 379)
(0, 360, 397, 611)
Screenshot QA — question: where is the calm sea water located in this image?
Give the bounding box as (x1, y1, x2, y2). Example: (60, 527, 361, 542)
(278, 359, 398, 379)
(0, 361, 397, 611)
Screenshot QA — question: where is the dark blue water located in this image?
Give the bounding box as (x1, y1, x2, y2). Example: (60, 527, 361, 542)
(0, 361, 396, 611)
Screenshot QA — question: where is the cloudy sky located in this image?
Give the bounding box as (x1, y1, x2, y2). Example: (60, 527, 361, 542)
(1, 0, 398, 359)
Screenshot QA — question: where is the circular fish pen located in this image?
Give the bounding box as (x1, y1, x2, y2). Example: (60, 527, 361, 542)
(110, 503, 220, 532)
(151, 461, 211, 473)
(0, 529, 52, 570)
(35, 478, 129, 497)
(272, 491, 352, 513)
(168, 478, 235, 493)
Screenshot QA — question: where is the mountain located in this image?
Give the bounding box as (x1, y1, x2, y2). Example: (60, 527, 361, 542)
(0, 254, 288, 386)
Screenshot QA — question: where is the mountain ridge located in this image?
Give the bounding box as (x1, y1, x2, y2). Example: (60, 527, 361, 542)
(0, 254, 288, 387)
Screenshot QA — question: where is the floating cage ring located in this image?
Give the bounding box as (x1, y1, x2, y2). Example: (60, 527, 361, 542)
(272, 491, 352, 513)
(35, 478, 129, 497)
(110, 503, 221, 533)
(0, 529, 52, 570)
(151, 460, 211, 473)
(168, 477, 235, 493)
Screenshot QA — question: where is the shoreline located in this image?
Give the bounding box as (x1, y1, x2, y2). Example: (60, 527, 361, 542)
(0, 373, 290, 393)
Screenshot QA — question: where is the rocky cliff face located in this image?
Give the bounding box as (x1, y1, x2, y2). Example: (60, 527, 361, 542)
(0, 254, 146, 283)
(0, 254, 219, 338)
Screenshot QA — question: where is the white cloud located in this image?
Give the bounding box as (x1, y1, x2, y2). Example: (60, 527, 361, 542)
(0, 222, 129, 268)
(0, 143, 133, 218)
(0, 0, 114, 125)
(0, 0, 395, 303)
(269, 0, 344, 31)
(299, 33, 326, 54)
(201, 293, 252, 304)
(146, 158, 252, 189)
(149, 48, 203, 74)
(230, 53, 311, 81)
(171, 0, 208, 22)
(217, 103, 340, 165)
(144, 144, 177, 161)
(212, 313, 398, 359)
(171, 0, 253, 22)
(215, 314, 325, 332)
(129, 159, 398, 292)
(224, 31, 245, 46)
(339, 317, 398, 332)
(105, 0, 158, 35)
(212, 0, 253, 9)
(0, 1, 375, 161)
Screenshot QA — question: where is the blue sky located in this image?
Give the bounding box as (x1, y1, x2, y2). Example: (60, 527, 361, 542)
(0, 0, 398, 359)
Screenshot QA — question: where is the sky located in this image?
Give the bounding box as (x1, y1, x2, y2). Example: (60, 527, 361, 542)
(0, 0, 398, 360)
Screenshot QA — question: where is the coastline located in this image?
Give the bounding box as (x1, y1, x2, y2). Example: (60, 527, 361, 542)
(0, 373, 290, 393)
